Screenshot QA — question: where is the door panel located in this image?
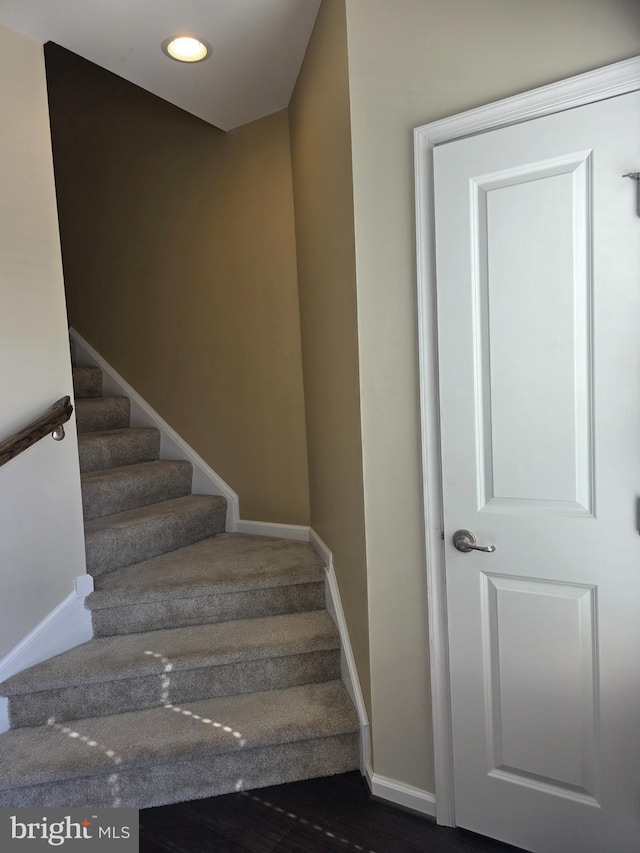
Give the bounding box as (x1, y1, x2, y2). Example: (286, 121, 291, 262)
(473, 153, 594, 513)
(434, 90, 640, 852)
(482, 574, 598, 798)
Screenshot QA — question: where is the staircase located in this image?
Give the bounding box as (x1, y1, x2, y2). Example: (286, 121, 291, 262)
(0, 352, 359, 808)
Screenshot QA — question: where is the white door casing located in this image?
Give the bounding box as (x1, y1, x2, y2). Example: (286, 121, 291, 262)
(415, 57, 640, 851)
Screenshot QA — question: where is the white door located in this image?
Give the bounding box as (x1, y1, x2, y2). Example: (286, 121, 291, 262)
(434, 90, 640, 852)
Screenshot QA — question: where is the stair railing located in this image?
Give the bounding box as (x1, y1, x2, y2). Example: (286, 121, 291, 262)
(0, 396, 74, 468)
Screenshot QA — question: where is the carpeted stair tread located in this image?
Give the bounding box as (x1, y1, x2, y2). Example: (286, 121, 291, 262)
(0, 681, 359, 792)
(81, 460, 193, 520)
(0, 734, 359, 808)
(78, 428, 160, 473)
(90, 584, 326, 637)
(87, 534, 325, 609)
(76, 396, 130, 433)
(84, 495, 227, 577)
(72, 366, 102, 399)
(1, 611, 339, 695)
(7, 344, 360, 806)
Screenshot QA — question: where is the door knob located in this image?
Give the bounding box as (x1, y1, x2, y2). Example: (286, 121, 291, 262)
(453, 529, 496, 553)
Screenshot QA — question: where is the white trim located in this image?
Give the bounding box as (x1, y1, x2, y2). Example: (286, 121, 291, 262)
(364, 762, 437, 818)
(0, 698, 8, 734)
(0, 577, 93, 732)
(75, 573, 95, 598)
(309, 527, 332, 568)
(358, 722, 372, 773)
(413, 113, 456, 833)
(69, 328, 240, 532)
(0, 581, 92, 681)
(234, 520, 310, 541)
(414, 56, 640, 828)
(417, 55, 640, 146)
(310, 528, 372, 772)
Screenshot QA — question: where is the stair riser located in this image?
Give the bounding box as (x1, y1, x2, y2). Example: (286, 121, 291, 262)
(76, 398, 131, 433)
(81, 464, 193, 521)
(79, 430, 160, 473)
(8, 650, 341, 728)
(72, 367, 102, 399)
(0, 733, 359, 808)
(85, 504, 226, 577)
(92, 583, 326, 636)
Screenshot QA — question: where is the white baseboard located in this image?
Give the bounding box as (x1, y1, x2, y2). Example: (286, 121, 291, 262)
(310, 529, 372, 772)
(365, 762, 437, 818)
(0, 577, 93, 732)
(75, 574, 95, 598)
(359, 723, 372, 773)
(70, 328, 241, 533)
(309, 528, 332, 567)
(235, 520, 310, 541)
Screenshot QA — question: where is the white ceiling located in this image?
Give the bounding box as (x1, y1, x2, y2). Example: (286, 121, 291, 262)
(0, 0, 321, 130)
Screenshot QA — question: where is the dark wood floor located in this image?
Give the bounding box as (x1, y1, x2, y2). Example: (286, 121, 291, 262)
(140, 772, 521, 853)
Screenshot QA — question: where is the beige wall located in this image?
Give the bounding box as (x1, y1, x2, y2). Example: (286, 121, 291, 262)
(345, 0, 640, 793)
(289, 0, 371, 715)
(46, 44, 310, 525)
(0, 26, 86, 658)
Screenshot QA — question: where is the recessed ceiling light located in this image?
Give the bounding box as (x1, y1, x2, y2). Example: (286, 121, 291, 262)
(161, 35, 211, 63)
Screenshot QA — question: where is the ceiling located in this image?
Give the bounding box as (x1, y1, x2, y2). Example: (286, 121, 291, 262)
(0, 0, 321, 130)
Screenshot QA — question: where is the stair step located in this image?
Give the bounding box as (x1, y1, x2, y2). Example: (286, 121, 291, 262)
(76, 397, 130, 433)
(1, 612, 341, 727)
(78, 428, 160, 473)
(69, 337, 77, 366)
(0, 682, 359, 808)
(72, 366, 102, 399)
(87, 534, 326, 636)
(81, 460, 193, 521)
(85, 495, 227, 578)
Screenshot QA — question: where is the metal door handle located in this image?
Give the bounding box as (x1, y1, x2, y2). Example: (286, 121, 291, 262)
(453, 529, 496, 553)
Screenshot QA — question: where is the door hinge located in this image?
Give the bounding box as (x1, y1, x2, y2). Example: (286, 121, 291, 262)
(623, 172, 640, 217)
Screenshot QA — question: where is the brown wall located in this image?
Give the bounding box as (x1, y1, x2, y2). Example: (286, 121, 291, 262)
(46, 43, 310, 525)
(345, 0, 640, 793)
(289, 0, 371, 715)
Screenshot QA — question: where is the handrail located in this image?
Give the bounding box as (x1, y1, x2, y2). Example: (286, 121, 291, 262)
(0, 396, 74, 468)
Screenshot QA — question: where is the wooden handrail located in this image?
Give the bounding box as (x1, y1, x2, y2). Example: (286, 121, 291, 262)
(0, 396, 74, 468)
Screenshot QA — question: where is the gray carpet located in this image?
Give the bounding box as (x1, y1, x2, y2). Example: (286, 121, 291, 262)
(4, 612, 342, 726)
(82, 459, 193, 520)
(89, 535, 328, 605)
(0, 683, 359, 808)
(71, 365, 102, 398)
(84, 494, 227, 577)
(78, 427, 161, 473)
(76, 396, 130, 433)
(0, 355, 359, 807)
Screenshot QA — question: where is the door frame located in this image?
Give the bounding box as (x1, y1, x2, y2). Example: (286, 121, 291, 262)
(414, 55, 640, 828)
